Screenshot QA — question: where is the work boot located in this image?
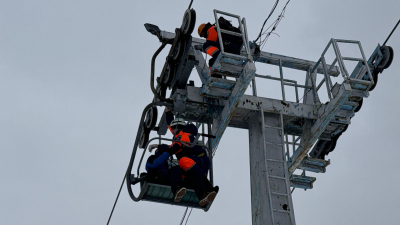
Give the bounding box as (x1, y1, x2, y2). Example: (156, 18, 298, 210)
(174, 187, 186, 203)
(198, 191, 217, 206)
(212, 186, 219, 194)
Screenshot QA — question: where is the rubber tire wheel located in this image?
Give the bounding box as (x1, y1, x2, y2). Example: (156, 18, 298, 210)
(354, 98, 363, 112)
(377, 46, 394, 70)
(144, 107, 158, 131)
(341, 124, 349, 134)
(369, 70, 379, 91)
(181, 9, 196, 35)
(162, 63, 174, 85)
(138, 128, 150, 149)
(172, 39, 185, 62)
(327, 136, 338, 153)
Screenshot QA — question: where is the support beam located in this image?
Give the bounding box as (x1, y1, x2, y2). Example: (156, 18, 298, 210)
(186, 86, 318, 120)
(210, 62, 256, 149)
(256, 51, 340, 76)
(288, 83, 352, 172)
(248, 112, 296, 225)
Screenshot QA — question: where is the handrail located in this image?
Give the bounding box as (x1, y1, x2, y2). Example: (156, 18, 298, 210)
(150, 42, 173, 103)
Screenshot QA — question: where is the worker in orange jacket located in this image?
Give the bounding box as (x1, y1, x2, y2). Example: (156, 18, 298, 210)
(197, 22, 242, 68)
(149, 107, 218, 206)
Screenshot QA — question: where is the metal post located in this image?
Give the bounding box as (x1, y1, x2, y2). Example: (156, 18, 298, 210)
(331, 40, 349, 79)
(207, 120, 214, 186)
(321, 56, 333, 99)
(213, 10, 225, 54)
(279, 59, 286, 101)
(252, 78, 257, 96)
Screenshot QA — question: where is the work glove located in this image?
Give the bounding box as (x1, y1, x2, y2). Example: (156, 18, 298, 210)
(194, 45, 204, 52)
(148, 144, 158, 153)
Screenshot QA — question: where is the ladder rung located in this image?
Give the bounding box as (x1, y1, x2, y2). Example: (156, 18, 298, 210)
(268, 175, 286, 180)
(342, 57, 364, 62)
(265, 141, 283, 146)
(220, 28, 243, 37)
(273, 209, 291, 214)
(271, 192, 288, 197)
(266, 159, 285, 163)
(264, 125, 282, 130)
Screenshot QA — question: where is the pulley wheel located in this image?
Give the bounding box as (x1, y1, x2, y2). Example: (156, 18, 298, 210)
(138, 128, 149, 149)
(354, 98, 363, 112)
(340, 124, 349, 134)
(171, 39, 185, 62)
(377, 46, 394, 70)
(369, 70, 379, 91)
(144, 106, 158, 131)
(181, 9, 196, 35)
(156, 85, 166, 99)
(326, 137, 338, 154)
(162, 63, 174, 85)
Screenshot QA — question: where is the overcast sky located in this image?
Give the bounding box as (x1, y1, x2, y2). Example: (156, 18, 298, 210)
(1, 0, 399, 224)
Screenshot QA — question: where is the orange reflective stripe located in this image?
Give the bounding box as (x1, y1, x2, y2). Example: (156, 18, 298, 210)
(179, 157, 196, 171)
(180, 133, 191, 143)
(206, 46, 219, 57)
(206, 26, 218, 42)
(168, 125, 173, 134)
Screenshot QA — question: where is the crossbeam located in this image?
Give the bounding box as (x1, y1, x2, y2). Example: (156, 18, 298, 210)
(288, 83, 352, 172)
(159, 30, 340, 76)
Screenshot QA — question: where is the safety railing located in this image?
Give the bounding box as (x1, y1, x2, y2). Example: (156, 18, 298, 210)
(311, 38, 373, 100)
(284, 135, 301, 162)
(213, 9, 252, 62)
(251, 59, 313, 103)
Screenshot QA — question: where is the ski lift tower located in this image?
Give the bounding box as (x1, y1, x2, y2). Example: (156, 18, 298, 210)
(128, 8, 394, 225)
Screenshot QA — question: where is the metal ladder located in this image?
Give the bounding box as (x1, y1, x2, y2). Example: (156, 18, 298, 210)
(260, 109, 296, 225)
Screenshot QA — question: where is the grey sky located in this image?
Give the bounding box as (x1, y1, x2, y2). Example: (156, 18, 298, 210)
(1, 0, 399, 224)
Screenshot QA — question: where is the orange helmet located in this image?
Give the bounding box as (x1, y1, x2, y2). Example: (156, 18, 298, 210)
(198, 23, 206, 37)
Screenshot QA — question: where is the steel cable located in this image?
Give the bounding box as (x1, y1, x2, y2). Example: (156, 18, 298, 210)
(254, 0, 280, 43)
(185, 208, 193, 225)
(179, 208, 189, 225)
(106, 174, 126, 225)
(383, 19, 400, 46)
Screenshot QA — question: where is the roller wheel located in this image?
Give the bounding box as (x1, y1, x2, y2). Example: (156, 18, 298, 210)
(326, 136, 338, 154)
(144, 107, 158, 131)
(181, 9, 196, 35)
(172, 39, 185, 62)
(377, 46, 394, 70)
(162, 63, 174, 85)
(138, 128, 149, 149)
(354, 98, 363, 112)
(341, 124, 349, 134)
(156, 85, 166, 99)
(369, 70, 379, 91)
